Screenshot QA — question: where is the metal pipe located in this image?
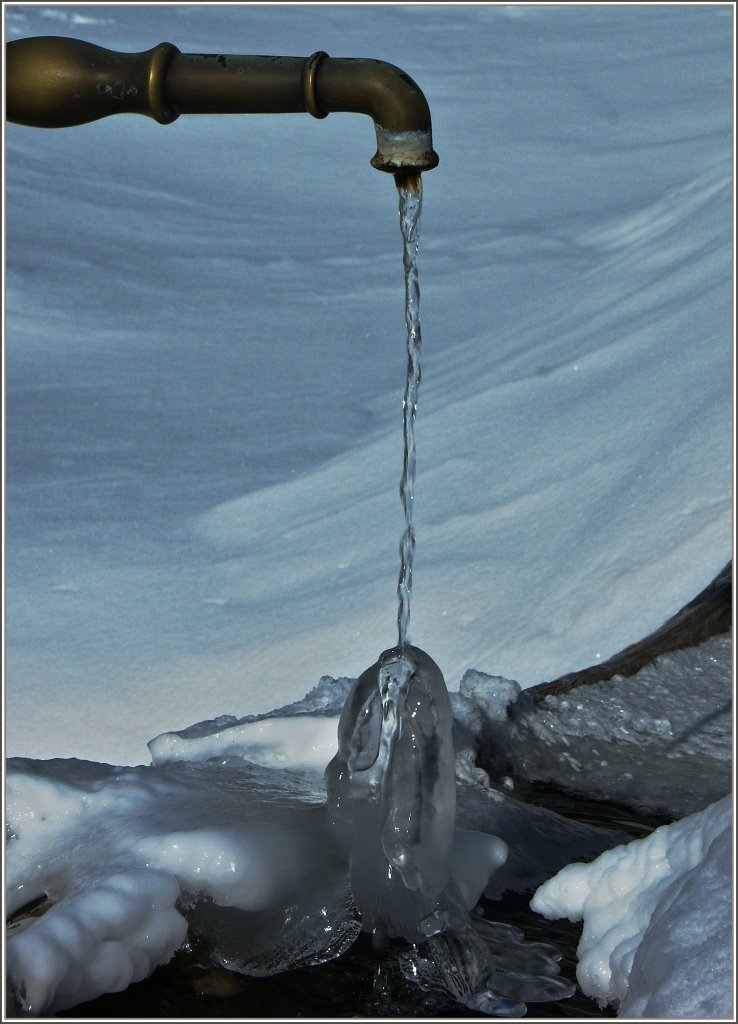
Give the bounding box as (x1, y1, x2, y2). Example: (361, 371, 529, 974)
(5, 36, 439, 175)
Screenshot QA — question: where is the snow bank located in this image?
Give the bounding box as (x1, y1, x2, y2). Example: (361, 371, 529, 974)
(531, 795, 733, 1018)
(5, 4, 733, 765)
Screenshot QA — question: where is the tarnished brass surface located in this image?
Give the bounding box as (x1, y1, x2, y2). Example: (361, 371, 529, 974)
(302, 51, 328, 119)
(5, 36, 181, 126)
(5, 35, 439, 173)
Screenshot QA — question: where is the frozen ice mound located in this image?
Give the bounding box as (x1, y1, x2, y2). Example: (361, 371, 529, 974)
(324, 645, 575, 1013)
(325, 646, 462, 942)
(5, 757, 345, 1015)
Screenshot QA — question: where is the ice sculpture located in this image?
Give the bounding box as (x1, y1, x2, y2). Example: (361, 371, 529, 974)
(325, 644, 575, 1014)
(325, 645, 467, 942)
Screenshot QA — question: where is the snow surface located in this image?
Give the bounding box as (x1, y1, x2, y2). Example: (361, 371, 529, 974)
(4, 3, 733, 765)
(532, 795, 733, 1019)
(149, 711, 339, 770)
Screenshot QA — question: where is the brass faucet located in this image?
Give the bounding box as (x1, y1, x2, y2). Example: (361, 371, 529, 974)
(5, 36, 439, 181)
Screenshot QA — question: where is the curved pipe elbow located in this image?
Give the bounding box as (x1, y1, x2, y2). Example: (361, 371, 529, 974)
(311, 57, 439, 174)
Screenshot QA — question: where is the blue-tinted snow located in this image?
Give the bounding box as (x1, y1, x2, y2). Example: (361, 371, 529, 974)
(532, 794, 732, 1018)
(5, 4, 732, 764)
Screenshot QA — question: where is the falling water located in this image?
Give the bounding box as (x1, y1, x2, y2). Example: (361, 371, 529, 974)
(395, 173, 423, 651)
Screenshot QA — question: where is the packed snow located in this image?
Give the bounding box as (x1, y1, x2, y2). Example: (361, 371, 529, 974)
(532, 795, 733, 1019)
(3, 3, 734, 1021)
(149, 711, 340, 770)
(5, 2, 732, 765)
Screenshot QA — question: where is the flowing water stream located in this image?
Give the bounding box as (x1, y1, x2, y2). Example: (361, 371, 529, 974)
(395, 173, 423, 650)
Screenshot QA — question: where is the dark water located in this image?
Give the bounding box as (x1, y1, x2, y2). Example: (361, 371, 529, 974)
(58, 786, 665, 1019)
(58, 918, 608, 1019)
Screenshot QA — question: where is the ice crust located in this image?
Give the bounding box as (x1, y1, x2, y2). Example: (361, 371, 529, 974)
(531, 795, 733, 1018)
(508, 634, 732, 818)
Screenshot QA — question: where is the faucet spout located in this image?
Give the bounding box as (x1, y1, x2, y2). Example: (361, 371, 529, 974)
(304, 54, 440, 174)
(5, 36, 439, 175)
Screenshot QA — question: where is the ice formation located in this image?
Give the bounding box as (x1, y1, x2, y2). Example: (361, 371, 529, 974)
(6, 649, 580, 1018)
(5, 757, 347, 1015)
(508, 634, 732, 818)
(6, 641, 730, 1017)
(324, 645, 575, 1013)
(531, 795, 733, 1018)
(325, 645, 465, 942)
